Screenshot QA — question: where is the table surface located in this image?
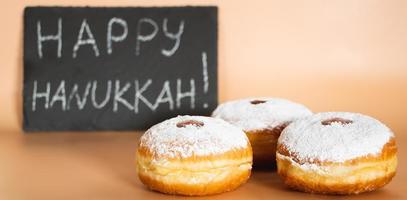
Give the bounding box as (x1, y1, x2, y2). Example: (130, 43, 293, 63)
(0, 130, 405, 200)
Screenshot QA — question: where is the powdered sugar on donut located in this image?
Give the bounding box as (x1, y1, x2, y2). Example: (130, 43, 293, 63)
(140, 116, 249, 159)
(278, 112, 394, 163)
(212, 97, 312, 132)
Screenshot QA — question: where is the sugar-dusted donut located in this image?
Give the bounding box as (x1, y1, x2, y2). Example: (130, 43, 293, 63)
(212, 98, 312, 167)
(136, 115, 253, 196)
(277, 112, 397, 194)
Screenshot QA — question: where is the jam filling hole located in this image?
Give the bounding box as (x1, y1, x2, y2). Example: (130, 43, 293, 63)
(321, 117, 353, 126)
(250, 100, 267, 105)
(176, 120, 204, 128)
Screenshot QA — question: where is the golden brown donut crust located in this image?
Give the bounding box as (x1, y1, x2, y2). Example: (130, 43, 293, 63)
(136, 144, 253, 196)
(246, 123, 287, 167)
(138, 167, 251, 196)
(276, 139, 397, 194)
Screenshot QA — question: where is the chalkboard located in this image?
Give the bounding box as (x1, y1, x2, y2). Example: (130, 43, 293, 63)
(23, 6, 218, 131)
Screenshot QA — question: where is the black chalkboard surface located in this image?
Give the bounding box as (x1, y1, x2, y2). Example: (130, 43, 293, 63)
(23, 6, 218, 131)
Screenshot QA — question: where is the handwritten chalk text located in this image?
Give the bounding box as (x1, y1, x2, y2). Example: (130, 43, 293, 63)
(31, 79, 196, 113)
(37, 17, 184, 58)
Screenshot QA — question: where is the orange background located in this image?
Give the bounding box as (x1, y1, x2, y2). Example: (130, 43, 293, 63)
(1, 0, 407, 133)
(0, 1, 406, 199)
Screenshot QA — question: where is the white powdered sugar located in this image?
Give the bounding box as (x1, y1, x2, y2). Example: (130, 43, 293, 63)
(139, 115, 249, 159)
(278, 112, 394, 163)
(212, 97, 313, 132)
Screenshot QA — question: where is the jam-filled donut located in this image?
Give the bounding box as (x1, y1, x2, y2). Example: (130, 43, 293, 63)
(212, 98, 312, 167)
(136, 116, 253, 196)
(277, 112, 397, 194)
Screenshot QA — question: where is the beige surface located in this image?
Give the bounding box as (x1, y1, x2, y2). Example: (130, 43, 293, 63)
(0, 131, 405, 200)
(0, 0, 406, 199)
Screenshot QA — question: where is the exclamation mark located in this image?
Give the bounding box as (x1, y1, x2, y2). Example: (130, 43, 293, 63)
(202, 51, 209, 108)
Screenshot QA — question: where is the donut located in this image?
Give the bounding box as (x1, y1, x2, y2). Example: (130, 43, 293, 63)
(136, 115, 253, 196)
(276, 112, 397, 194)
(212, 98, 312, 167)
